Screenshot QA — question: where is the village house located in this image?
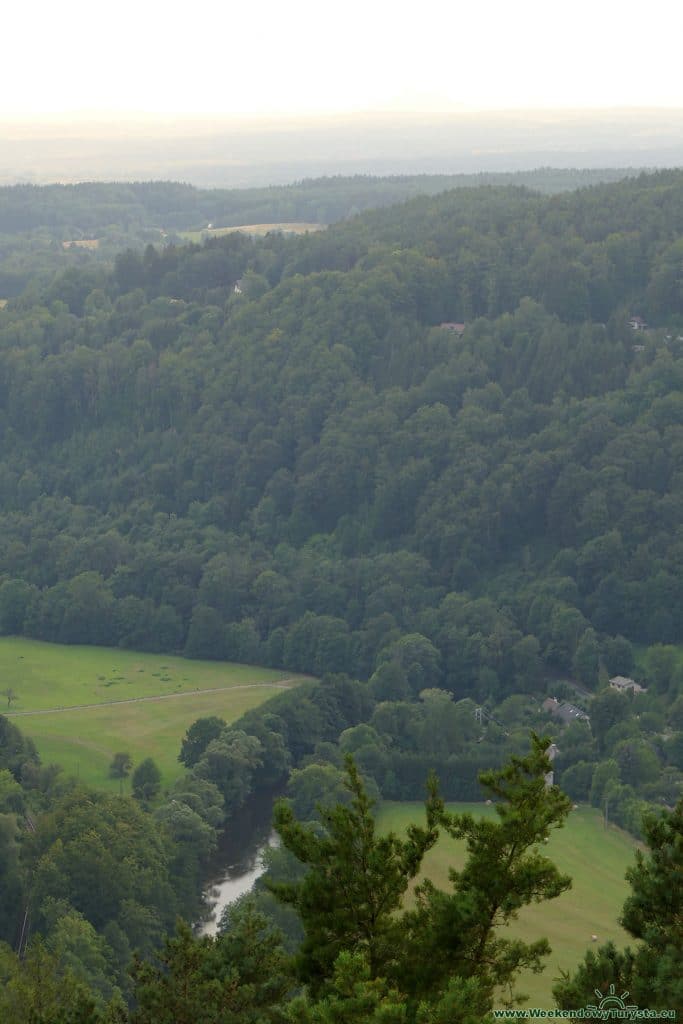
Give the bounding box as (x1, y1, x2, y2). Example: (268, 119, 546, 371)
(542, 697, 590, 725)
(628, 315, 648, 331)
(609, 675, 647, 695)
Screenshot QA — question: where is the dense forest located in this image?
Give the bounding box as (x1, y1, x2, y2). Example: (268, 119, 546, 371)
(0, 169, 683, 1018)
(0, 169, 636, 299)
(0, 171, 682, 663)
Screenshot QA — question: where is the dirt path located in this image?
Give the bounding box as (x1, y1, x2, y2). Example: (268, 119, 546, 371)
(5, 680, 298, 717)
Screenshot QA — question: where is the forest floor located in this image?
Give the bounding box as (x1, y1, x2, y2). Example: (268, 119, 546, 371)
(0, 637, 306, 791)
(376, 801, 636, 1010)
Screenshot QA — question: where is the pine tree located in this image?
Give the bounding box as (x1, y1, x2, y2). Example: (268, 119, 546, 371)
(400, 733, 572, 1007)
(273, 737, 572, 1011)
(271, 756, 442, 991)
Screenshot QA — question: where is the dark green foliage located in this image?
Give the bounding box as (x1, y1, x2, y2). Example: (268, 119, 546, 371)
(271, 756, 442, 990)
(109, 752, 132, 796)
(131, 905, 290, 1024)
(0, 936, 123, 1023)
(399, 735, 572, 1006)
(0, 714, 40, 779)
(284, 951, 408, 1023)
(0, 171, 683, 697)
(272, 739, 572, 1014)
(1, 170, 683, 1015)
(194, 729, 263, 815)
(29, 789, 178, 953)
(178, 716, 227, 768)
(619, 801, 683, 1008)
(131, 758, 162, 804)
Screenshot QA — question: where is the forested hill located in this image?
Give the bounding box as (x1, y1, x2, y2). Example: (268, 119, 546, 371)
(0, 169, 637, 304)
(0, 170, 682, 694)
(0, 169, 637, 236)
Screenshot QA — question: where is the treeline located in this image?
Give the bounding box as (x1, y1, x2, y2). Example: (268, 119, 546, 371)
(0, 169, 640, 299)
(0, 169, 638, 236)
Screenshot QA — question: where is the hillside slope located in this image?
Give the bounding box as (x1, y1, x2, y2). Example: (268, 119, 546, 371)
(0, 171, 681, 690)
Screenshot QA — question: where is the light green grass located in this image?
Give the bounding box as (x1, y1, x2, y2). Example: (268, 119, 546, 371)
(376, 801, 637, 1008)
(180, 222, 325, 242)
(0, 637, 305, 791)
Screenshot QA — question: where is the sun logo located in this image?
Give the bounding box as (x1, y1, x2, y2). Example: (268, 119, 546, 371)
(586, 984, 638, 1014)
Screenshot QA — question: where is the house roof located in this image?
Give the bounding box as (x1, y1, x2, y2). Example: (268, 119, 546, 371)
(543, 697, 590, 725)
(609, 675, 647, 694)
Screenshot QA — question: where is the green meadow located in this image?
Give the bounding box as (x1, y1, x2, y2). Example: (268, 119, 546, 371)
(0, 637, 304, 792)
(376, 801, 637, 1009)
(180, 222, 325, 242)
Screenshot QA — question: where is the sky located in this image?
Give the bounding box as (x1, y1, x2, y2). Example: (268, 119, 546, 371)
(3, 0, 683, 121)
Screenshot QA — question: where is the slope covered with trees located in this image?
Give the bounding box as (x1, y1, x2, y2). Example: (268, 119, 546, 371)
(1, 168, 683, 1019)
(0, 170, 681, 675)
(0, 169, 680, 837)
(0, 169, 637, 299)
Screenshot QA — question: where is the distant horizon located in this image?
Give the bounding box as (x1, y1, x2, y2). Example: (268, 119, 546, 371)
(2, 104, 683, 132)
(2, 107, 682, 190)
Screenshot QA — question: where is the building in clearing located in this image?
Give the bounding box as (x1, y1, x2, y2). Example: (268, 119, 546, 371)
(609, 675, 647, 695)
(628, 315, 648, 331)
(542, 697, 590, 725)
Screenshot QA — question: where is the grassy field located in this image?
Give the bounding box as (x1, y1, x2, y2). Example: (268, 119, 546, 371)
(180, 222, 325, 242)
(376, 801, 637, 1008)
(1, 637, 304, 792)
(61, 238, 99, 249)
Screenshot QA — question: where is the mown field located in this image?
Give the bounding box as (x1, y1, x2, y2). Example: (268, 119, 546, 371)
(376, 801, 637, 1009)
(1, 637, 304, 792)
(180, 222, 325, 242)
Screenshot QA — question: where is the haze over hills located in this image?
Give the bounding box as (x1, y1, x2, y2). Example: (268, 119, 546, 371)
(2, 108, 683, 186)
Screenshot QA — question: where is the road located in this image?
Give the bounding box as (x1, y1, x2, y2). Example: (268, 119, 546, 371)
(4, 680, 297, 717)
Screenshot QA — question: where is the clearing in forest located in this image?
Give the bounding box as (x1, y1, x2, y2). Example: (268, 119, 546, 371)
(181, 222, 325, 242)
(0, 637, 305, 791)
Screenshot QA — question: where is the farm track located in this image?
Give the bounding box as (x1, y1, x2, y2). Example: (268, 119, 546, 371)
(5, 680, 297, 717)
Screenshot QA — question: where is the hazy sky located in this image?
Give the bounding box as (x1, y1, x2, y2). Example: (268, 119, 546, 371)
(4, 0, 683, 120)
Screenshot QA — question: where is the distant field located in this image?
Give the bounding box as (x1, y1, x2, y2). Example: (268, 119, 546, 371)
(376, 801, 636, 1008)
(181, 222, 325, 242)
(1, 638, 305, 792)
(61, 238, 99, 249)
(0, 300, 7, 309)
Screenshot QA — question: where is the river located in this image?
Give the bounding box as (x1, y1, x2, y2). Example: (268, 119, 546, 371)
(196, 790, 279, 937)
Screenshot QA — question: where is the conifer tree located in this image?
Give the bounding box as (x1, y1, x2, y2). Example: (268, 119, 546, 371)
(271, 756, 442, 991)
(273, 737, 572, 1011)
